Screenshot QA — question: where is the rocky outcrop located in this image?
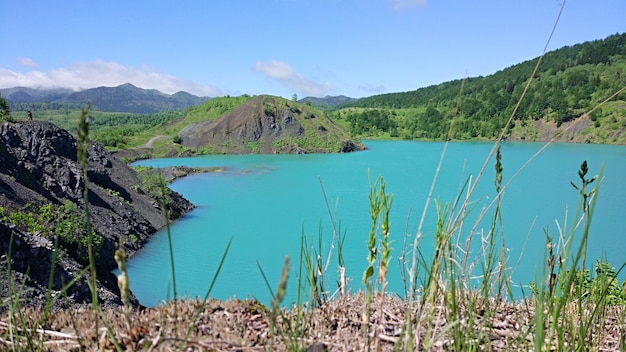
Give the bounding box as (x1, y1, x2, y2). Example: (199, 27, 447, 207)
(505, 115, 596, 143)
(180, 101, 305, 153)
(339, 140, 360, 153)
(178, 95, 365, 154)
(0, 120, 194, 310)
(0, 222, 127, 310)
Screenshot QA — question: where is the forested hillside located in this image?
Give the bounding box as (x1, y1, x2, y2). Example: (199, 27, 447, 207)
(298, 95, 357, 109)
(335, 33, 626, 143)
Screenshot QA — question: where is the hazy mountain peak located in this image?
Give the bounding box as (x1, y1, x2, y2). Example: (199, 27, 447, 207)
(1, 84, 211, 114)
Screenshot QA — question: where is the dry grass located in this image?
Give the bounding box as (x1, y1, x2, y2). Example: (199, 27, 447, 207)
(1, 293, 624, 351)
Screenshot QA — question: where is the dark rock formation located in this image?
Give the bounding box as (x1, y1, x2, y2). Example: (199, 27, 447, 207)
(179, 96, 306, 153)
(0, 222, 126, 310)
(178, 95, 365, 154)
(0, 120, 194, 311)
(339, 140, 359, 153)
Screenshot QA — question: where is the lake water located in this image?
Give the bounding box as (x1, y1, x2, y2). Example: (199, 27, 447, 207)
(127, 140, 626, 307)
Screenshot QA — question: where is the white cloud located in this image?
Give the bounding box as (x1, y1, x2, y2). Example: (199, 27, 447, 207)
(0, 60, 221, 96)
(387, 0, 426, 11)
(253, 60, 336, 97)
(18, 57, 39, 69)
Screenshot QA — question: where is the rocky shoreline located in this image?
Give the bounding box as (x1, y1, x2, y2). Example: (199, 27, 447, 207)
(0, 120, 194, 311)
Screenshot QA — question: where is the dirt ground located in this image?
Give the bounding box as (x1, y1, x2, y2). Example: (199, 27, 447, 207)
(1, 293, 624, 351)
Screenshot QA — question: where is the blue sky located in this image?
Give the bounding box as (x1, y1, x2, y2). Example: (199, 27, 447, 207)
(1, 1, 624, 98)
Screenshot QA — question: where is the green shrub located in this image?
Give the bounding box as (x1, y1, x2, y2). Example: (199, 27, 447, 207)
(128, 233, 140, 246)
(572, 260, 626, 305)
(4, 198, 103, 263)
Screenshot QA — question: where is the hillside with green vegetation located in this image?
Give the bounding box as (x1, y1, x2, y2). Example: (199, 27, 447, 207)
(4, 92, 363, 157)
(333, 33, 626, 144)
(1, 84, 207, 150)
(298, 95, 357, 110)
(5, 108, 187, 149)
(117, 94, 364, 158)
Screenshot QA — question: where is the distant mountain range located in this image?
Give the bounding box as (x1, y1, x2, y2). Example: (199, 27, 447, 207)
(0, 83, 358, 114)
(0, 86, 75, 103)
(1, 83, 211, 114)
(298, 95, 358, 109)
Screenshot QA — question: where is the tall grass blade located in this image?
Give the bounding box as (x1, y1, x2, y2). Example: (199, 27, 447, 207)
(77, 103, 100, 330)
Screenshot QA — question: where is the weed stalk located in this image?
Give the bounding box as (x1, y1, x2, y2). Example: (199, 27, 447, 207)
(77, 103, 100, 331)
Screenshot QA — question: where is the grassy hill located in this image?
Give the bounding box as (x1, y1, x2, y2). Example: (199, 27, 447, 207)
(117, 95, 364, 158)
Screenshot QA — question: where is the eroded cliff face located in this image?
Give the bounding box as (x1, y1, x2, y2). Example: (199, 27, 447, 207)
(0, 120, 194, 310)
(179, 96, 306, 153)
(178, 95, 366, 154)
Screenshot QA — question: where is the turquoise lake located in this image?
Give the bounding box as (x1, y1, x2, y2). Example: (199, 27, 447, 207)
(127, 140, 626, 307)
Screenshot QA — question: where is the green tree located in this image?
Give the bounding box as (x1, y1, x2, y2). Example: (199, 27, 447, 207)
(423, 106, 443, 122)
(0, 94, 9, 119)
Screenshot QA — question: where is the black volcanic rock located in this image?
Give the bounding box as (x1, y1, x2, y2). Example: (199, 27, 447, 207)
(0, 120, 194, 310)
